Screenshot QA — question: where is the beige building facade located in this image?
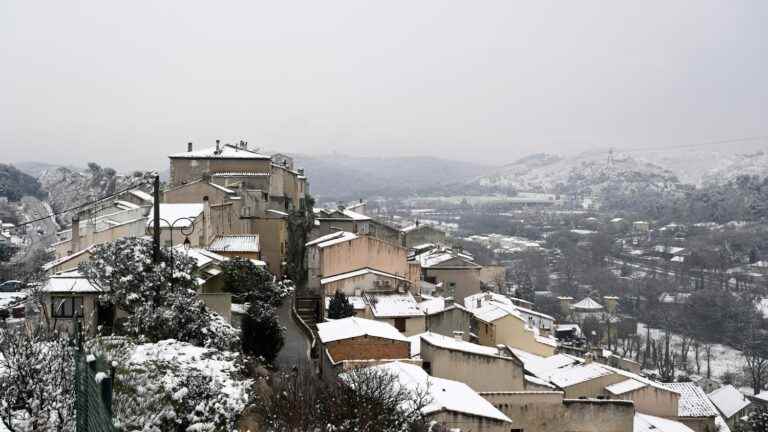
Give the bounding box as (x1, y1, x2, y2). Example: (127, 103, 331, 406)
(482, 391, 635, 432)
(418, 334, 526, 392)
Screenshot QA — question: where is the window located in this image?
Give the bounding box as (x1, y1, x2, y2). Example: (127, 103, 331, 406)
(422, 361, 432, 374)
(51, 296, 84, 318)
(394, 318, 406, 332)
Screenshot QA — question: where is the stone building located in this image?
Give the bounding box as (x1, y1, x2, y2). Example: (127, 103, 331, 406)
(415, 332, 526, 392)
(317, 317, 413, 380)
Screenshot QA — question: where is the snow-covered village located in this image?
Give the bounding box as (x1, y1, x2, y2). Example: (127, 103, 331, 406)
(2, 2, 768, 432)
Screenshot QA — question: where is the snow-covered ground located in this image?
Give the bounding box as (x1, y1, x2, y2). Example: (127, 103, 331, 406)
(638, 323, 745, 382)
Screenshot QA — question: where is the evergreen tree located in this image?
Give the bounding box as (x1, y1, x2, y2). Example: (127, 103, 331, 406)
(328, 291, 354, 319)
(221, 257, 280, 305)
(285, 194, 315, 288)
(242, 302, 285, 364)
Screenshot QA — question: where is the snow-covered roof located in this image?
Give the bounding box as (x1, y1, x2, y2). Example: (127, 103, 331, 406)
(324, 295, 367, 310)
(473, 303, 518, 323)
(419, 251, 478, 268)
(464, 291, 514, 308)
(708, 385, 751, 419)
(169, 144, 271, 160)
(317, 317, 409, 343)
(176, 247, 229, 268)
(42, 246, 94, 272)
(663, 383, 719, 418)
(417, 295, 467, 315)
(313, 208, 371, 221)
(43, 271, 104, 293)
(319, 267, 408, 285)
(208, 182, 236, 194)
(355, 362, 511, 423)
(547, 363, 614, 388)
(128, 189, 154, 202)
(653, 245, 686, 255)
(634, 413, 695, 432)
(419, 332, 513, 359)
(305, 231, 359, 248)
(366, 292, 424, 318)
(509, 348, 580, 379)
(146, 203, 203, 228)
(606, 378, 647, 395)
(210, 172, 271, 177)
(208, 235, 260, 253)
(572, 297, 604, 310)
(516, 305, 555, 321)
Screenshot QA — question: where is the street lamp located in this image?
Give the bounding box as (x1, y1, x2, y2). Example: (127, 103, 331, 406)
(149, 216, 195, 286)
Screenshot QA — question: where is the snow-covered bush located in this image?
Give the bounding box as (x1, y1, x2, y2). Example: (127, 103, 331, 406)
(88, 337, 251, 432)
(220, 257, 294, 306)
(0, 326, 75, 432)
(80, 238, 239, 349)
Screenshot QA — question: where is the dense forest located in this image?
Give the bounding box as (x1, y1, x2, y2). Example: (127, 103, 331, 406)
(0, 163, 47, 201)
(602, 174, 768, 224)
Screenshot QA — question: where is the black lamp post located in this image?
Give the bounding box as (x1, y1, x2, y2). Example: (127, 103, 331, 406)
(150, 216, 195, 285)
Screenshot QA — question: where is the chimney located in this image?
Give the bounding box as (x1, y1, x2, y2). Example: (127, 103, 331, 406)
(215, 139, 221, 153)
(298, 168, 304, 176)
(202, 196, 210, 247)
(496, 344, 507, 357)
(584, 352, 594, 364)
(476, 298, 482, 308)
(453, 331, 464, 341)
(187, 142, 193, 152)
(444, 297, 454, 307)
(71, 215, 81, 254)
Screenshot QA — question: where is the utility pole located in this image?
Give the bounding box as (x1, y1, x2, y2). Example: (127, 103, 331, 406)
(152, 175, 161, 264)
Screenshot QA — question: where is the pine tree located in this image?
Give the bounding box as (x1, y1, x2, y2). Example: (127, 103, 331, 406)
(242, 302, 285, 363)
(328, 291, 354, 319)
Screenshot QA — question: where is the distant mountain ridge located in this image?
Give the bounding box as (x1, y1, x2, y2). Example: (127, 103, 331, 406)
(14, 146, 768, 204)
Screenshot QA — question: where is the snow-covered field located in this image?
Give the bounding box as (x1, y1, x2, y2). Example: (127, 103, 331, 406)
(638, 323, 746, 382)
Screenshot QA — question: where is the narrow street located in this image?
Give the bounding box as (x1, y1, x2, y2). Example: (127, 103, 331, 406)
(274, 293, 311, 370)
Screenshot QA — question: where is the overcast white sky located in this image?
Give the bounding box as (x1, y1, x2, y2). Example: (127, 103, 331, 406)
(1, 1, 766, 171)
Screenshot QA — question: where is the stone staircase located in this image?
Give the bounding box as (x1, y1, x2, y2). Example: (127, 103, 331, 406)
(295, 296, 321, 330)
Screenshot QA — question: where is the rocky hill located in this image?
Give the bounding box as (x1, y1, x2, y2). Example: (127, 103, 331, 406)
(36, 163, 154, 225)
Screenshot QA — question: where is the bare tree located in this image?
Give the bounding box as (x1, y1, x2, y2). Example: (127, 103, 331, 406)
(0, 325, 75, 432)
(253, 365, 432, 432)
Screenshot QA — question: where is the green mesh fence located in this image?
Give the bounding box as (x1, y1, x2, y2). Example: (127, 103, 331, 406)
(74, 347, 115, 431)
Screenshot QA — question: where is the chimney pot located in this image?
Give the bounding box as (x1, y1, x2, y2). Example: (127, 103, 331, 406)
(187, 142, 193, 152)
(215, 139, 221, 152)
(452, 331, 464, 341)
(496, 344, 507, 356)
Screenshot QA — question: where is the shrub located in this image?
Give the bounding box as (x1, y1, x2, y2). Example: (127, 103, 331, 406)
(242, 302, 284, 363)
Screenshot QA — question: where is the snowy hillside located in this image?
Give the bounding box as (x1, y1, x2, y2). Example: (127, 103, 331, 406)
(474, 151, 681, 195)
(701, 150, 768, 185)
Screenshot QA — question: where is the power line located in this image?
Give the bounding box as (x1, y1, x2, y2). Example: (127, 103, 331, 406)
(13, 180, 154, 229)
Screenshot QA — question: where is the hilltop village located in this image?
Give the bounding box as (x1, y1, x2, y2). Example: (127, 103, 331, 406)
(1, 141, 768, 432)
